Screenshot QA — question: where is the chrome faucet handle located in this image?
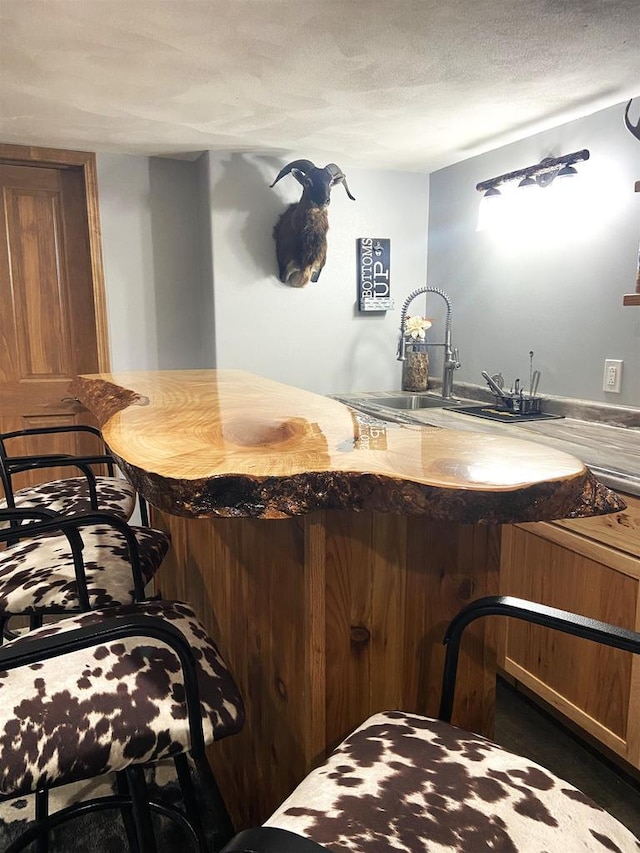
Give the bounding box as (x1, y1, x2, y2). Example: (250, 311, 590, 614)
(445, 348, 461, 368)
(396, 334, 407, 361)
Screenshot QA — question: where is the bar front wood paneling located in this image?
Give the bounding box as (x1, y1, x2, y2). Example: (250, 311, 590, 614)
(72, 370, 625, 828)
(150, 509, 501, 828)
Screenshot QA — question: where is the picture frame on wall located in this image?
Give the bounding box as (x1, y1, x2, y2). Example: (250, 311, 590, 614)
(357, 238, 393, 311)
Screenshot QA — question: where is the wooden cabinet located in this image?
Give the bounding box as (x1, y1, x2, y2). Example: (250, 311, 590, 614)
(500, 492, 640, 770)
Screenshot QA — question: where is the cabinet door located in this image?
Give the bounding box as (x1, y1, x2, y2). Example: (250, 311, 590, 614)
(552, 493, 640, 559)
(500, 511, 640, 769)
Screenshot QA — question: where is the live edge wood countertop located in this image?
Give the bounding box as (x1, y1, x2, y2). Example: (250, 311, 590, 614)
(71, 369, 625, 826)
(71, 369, 624, 524)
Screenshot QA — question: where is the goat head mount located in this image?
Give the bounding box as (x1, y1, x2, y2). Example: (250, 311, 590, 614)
(625, 98, 640, 143)
(270, 159, 356, 288)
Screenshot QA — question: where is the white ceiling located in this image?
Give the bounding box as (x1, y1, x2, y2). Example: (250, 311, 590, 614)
(1, 0, 639, 172)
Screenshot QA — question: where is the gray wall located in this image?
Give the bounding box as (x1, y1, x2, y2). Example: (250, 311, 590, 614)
(427, 101, 640, 407)
(206, 152, 430, 394)
(97, 151, 431, 393)
(196, 152, 216, 367)
(96, 101, 639, 407)
(97, 153, 206, 370)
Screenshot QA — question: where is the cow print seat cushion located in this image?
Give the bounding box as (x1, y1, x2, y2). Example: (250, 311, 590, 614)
(265, 710, 640, 853)
(0, 600, 245, 798)
(0, 524, 169, 612)
(0, 476, 137, 523)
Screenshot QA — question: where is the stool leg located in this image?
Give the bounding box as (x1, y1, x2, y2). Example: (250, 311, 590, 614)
(192, 753, 234, 849)
(0, 614, 11, 645)
(125, 765, 158, 853)
(174, 754, 207, 852)
(34, 788, 49, 853)
(116, 770, 142, 852)
(139, 496, 150, 527)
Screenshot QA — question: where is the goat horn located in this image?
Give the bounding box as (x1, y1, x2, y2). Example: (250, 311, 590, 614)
(624, 99, 640, 142)
(270, 159, 317, 187)
(324, 163, 356, 201)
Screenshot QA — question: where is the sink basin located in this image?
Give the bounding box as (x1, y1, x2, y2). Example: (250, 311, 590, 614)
(371, 395, 461, 410)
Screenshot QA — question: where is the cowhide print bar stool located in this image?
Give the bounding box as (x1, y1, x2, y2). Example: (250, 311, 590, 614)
(0, 508, 169, 638)
(0, 425, 142, 526)
(0, 599, 245, 853)
(222, 596, 640, 853)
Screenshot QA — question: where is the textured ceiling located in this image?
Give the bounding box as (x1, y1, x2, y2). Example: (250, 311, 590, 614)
(1, 0, 639, 172)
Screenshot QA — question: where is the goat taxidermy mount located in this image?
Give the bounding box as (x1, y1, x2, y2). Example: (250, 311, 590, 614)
(270, 159, 356, 288)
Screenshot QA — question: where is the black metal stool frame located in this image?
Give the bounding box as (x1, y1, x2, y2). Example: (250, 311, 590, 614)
(220, 594, 640, 853)
(0, 425, 149, 526)
(0, 613, 230, 853)
(0, 508, 152, 644)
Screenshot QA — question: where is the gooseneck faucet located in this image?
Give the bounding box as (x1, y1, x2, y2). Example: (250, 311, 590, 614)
(397, 286, 461, 400)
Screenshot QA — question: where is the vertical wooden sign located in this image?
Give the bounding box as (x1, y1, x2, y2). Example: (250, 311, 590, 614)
(357, 238, 393, 311)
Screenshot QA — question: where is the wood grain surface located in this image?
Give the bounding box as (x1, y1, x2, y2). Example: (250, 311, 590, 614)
(71, 370, 624, 523)
(501, 507, 640, 768)
(152, 507, 501, 827)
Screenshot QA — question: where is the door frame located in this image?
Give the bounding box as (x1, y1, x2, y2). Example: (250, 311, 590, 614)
(0, 143, 110, 371)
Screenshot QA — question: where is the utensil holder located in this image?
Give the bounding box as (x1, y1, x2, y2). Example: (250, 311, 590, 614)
(493, 395, 543, 415)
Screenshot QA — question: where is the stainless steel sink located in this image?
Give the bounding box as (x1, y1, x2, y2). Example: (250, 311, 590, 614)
(372, 395, 462, 410)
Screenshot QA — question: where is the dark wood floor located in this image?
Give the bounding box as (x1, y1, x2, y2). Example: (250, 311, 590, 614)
(495, 678, 640, 838)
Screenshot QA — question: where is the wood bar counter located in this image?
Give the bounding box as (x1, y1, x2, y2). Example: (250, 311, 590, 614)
(72, 369, 624, 828)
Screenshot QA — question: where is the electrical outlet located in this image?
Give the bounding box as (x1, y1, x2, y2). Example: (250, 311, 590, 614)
(603, 359, 623, 393)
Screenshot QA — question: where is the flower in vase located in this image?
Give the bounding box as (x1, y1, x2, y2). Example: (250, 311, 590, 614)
(405, 315, 433, 340)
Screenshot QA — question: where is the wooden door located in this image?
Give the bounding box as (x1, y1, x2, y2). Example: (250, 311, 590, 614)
(0, 145, 109, 490)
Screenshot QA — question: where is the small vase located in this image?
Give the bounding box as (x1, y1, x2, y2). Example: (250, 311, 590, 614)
(402, 342, 429, 392)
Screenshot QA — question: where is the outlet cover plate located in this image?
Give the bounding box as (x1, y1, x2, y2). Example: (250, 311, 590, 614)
(603, 359, 623, 393)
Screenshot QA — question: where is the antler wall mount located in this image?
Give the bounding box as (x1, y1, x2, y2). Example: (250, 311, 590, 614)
(624, 98, 640, 144)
